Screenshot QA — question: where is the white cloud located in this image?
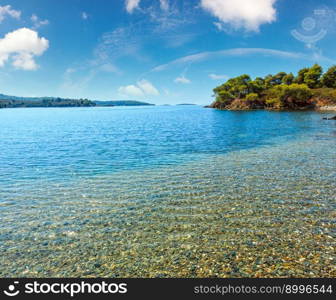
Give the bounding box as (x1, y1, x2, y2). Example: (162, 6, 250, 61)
(119, 84, 145, 97)
(61, 67, 98, 94)
(81, 12, 89, 20)
(98, 63, 119, 73)
(137, 79, 159, 95)
(174, 76, 191, 84)
(0, 5, 21, 23)
(31, 14, 49, 29)
(122, 1, 194, 47)
(152, 48, 316, 72)
(147, 1, 193, 34)
(61, 27, 127, 92)
(159, 0, 169, 11)
(126, 0, 170, 13)
(94, 27, 140, 62)
(200, 0, 277, 32)
(125, 0, 141, 13)
(12, 53, 36, 70)
(65, 67, 76, 75)
(0, 28, 49, 70)
(118, 79, 159, 98)
(213, 22, 224, 31)
(209, 73, 228, 80)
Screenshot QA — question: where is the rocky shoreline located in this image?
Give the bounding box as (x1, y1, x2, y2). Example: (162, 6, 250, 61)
(206, 101, 336, 112)
(206, 103, 336, 120)
(317, 105, 336, 112)
(323, 115, 336, 120)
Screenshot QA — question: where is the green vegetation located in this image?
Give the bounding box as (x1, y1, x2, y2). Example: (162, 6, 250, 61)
(211, 64, 336, 110)
(0, 98, 96, 108)
(321, 66, 336, 88)
(0, 94, 155, 109)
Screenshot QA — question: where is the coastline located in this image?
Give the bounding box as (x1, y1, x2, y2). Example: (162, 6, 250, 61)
(316, 105, 336, 112)
(206, 103, 336, 113)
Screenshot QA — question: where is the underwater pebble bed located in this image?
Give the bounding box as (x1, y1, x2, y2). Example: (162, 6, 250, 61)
(0, 134, 335, 277)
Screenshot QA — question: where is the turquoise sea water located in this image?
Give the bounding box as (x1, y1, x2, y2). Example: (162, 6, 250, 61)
(0, 106, 335, 277)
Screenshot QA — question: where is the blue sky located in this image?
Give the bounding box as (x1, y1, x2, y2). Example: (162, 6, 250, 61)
(1, 0, 336, 104)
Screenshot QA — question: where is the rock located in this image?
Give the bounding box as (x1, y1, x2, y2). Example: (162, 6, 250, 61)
(323, 115, 336, 120)
(318, 105, 336, 111)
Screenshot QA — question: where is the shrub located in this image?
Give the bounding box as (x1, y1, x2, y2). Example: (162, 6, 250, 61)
(265, 84, 312, 109)
(282, 84, 312, 105)
(312, 88, 336, 104)
(265, 98, 283, 110)
(245, 93, 259, 103)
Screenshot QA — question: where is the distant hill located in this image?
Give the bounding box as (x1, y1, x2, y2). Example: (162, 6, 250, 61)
(0, 98, 95, 108)
(0, 93, 154, 108)
(94, 100, 154, 106)
(177, 103, 197, 106)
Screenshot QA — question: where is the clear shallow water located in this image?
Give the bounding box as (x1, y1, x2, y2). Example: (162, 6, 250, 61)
(0, 105, 330, 180)
(0, 106, 335, 277)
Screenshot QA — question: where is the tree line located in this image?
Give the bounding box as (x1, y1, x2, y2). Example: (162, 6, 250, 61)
(212, 64, 336, 110)
(0, 98, 96, 109)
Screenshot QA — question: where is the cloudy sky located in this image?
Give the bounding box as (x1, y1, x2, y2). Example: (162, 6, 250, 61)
(1, 0, 336, 104)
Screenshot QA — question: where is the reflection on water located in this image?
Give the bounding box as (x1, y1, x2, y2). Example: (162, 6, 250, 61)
(0, 106, 335, 277)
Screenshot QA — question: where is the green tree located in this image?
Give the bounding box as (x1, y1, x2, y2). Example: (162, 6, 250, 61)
(304, 64, 322, 88)
(215, 90, 234, 104)
(264, 74, 273, 89)
(282, 73, 294, 85)
(273, 72, 287, 85)
(295, 67, 310, 84)
(250, 78, 265, 95)
(214, 74, 252, 99)
(264, 72, 287, 88)
(321, 65, 336, 88)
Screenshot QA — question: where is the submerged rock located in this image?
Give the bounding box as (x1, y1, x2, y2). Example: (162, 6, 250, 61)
(323, 115, 336, 120)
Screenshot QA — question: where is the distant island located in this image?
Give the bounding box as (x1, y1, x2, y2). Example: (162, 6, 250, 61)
(94, 100, 154, 107)
(208, 64, 336, 112)
(0, 93, 154, 109)
(177, 103, 197, 106)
